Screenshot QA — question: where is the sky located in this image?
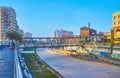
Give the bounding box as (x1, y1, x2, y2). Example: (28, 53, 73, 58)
(0, 0, 120, 37)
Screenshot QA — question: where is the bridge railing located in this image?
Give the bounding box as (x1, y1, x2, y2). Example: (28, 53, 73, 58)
(20, 37, 81, 47)
(14, 42, 33, 78)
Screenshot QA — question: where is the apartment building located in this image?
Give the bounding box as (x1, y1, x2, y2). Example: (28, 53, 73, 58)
(113, 11, 120, 43)
(0, 6, 19, 41)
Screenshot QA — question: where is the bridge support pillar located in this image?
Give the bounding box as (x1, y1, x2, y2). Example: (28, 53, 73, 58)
(34, 47, 37, 53)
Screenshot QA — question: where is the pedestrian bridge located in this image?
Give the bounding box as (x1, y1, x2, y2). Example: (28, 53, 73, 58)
(19, 37, 82, 48)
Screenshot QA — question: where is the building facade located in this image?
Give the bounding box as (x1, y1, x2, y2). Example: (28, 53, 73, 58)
(0, 6, 19, 41)
(54, 29, 73, 37)
(80, 26, 90, 37)
(24, 32, 32, 38)
(80, 23, 97, 37)
(113, 11, 120, 43)
(104, 32, 111, 40)
(54, 30, 61, 37)
(19, 29, 24, 38)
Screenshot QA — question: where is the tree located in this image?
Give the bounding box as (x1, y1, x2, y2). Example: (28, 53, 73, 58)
(101, 37, 106, 45)
(84, 36, 90, 43)
(6, 31, 22, 43)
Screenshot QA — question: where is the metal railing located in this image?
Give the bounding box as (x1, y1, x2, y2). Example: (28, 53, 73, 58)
(14, 42, 33, 78)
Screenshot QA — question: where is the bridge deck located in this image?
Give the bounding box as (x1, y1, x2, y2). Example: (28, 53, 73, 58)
(0, 47, 14, 78)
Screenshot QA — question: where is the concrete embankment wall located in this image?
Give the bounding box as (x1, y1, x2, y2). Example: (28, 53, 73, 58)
(50, 46, 120, 66)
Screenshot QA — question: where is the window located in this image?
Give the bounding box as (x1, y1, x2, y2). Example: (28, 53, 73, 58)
(114, 22, 116, 25)
(118, 15, 120, 18)
(118, 21, 120, 24)
(114, 16, 116, 19)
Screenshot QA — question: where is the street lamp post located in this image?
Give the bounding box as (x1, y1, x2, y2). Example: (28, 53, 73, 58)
(110, 29, 114, 58)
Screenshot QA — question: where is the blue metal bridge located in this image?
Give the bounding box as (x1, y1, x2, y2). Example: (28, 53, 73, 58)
(19, 37, 82, 48)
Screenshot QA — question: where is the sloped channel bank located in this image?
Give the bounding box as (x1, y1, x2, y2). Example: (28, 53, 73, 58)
(22, 53, 63, 78)
(49, 49, 120, 66)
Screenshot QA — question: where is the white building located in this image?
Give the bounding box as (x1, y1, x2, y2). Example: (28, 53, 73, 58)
(90, 32, 105, 42)
(54, 30, 61, 37)
(19, 29, 24, 38)
(0, 6, 19, 41)
(54, 29, 73, 37)
(24, 32, 32, 38)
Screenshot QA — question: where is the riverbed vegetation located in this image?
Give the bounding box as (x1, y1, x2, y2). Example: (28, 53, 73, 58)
(22, 53, 60, 78)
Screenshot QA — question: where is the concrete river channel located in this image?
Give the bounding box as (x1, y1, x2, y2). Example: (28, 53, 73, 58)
(37, 48, 120, 78)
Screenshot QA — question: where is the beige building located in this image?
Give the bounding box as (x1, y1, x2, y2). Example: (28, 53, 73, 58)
(112, 11, 120, 43)
(0, 6, 19, 41)
(103, 32, 111, 39)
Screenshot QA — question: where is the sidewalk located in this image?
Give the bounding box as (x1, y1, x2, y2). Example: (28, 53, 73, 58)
(0, 47, 14, 78)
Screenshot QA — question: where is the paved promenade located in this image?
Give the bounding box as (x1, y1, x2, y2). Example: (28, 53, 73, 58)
(0, 47, 14, 78)
(37, 49, 120, 78)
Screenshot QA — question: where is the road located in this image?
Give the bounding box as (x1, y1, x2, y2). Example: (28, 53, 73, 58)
(0, 47, 14, 78)
(37, 48, 120, 78)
